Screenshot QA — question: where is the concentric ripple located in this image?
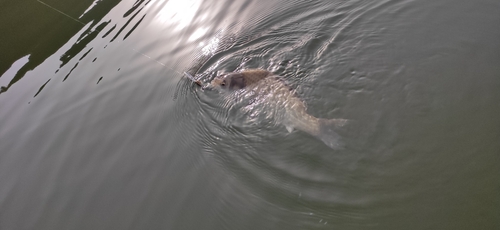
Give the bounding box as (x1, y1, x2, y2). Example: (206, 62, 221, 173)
(177, 0, 410, 220)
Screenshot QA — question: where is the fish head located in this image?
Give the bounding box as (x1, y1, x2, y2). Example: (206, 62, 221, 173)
(210, 72, 246, 91)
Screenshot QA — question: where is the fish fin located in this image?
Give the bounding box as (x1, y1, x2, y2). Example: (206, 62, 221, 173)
(323, 118, 349, 128)
(317, 118, 348, 149)
(286, 125, 294, 133)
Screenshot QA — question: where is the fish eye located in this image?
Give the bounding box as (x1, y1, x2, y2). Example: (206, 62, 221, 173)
(221, 80, 226, 86)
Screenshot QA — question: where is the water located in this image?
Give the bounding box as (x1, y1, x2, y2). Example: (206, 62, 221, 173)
(1, 0, 499, 229)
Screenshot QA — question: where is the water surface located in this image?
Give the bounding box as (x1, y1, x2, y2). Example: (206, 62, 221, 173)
(0, 0, 499, 229)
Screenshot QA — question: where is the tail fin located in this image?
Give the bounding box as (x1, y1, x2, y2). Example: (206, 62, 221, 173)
(317, 118, 348, 149)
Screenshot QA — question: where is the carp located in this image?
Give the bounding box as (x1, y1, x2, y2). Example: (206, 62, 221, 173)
(209, 69, 347, 149)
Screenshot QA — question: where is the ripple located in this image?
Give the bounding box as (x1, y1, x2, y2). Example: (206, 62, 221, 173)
(2, 0, 496, 228)
(173, 2, 428, 222)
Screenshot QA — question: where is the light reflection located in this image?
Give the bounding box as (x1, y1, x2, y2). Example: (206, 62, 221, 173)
(0, 54, 30, 88)
(200, 36, 220, 56)
(79, 0, 101, 18)
(154, 0, 202, 31)
(188, 27, 209, 41)
(153, 0, 222, 56)
(153, 0, 225, 58)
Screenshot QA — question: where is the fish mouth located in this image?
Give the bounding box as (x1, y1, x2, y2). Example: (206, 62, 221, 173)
(202, 84, 213, 90)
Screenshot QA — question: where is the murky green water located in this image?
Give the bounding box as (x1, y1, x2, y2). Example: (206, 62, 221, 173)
(1, 0, 499, 229)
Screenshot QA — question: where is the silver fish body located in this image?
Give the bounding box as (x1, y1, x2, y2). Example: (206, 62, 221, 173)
(210, 69, 346, 149)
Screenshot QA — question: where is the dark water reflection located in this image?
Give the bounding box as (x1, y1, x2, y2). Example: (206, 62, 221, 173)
(1, 0, 499, 229)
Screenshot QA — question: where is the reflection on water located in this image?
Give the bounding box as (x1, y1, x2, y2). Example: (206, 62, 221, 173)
(0, 0, 499, 229)
(0, 0, 122, 95)
(154, 0, 202, 30)
(0, 55, 30, 92)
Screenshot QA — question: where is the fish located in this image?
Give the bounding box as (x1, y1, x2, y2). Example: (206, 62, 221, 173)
(209, 69, 347, 149)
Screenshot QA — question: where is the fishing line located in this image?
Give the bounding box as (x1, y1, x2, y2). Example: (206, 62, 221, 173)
(36, 0, 86, 26)
(36, 0, 200, 84)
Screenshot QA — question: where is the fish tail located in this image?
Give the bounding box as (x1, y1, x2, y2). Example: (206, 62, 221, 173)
(317, 118, 348, 149)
